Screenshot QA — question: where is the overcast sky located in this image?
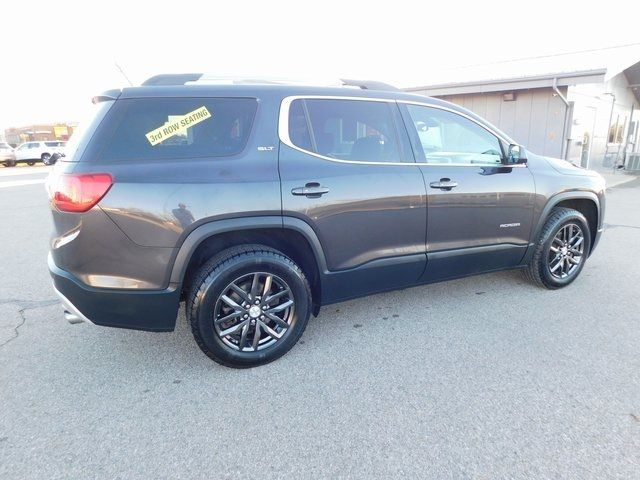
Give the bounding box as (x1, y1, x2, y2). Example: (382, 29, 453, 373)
(2, 0, 639, 131)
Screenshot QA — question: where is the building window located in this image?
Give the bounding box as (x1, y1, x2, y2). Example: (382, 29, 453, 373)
(608, 115, 627, 144)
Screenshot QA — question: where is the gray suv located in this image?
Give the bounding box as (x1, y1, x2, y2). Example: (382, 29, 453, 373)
(47, 75, 605, 368)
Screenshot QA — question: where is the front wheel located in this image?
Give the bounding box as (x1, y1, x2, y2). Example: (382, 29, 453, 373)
(187, 245, 312, 368)
(27, 161, 35, 166)
(3, 161, 16, 167)
(41, 153, 51, 165)
(524, 207, 591, 289)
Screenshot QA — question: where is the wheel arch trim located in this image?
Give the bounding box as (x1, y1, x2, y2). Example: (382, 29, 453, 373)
(536, 191, 600, 235)
(168, 216, 329, 287)
(526, 190, 600, 262)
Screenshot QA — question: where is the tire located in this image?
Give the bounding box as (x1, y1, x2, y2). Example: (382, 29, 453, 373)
(187, 244, 312, 368)
(27, 161, 35, 166)
(524, 207, 591, 289)
(41, 153, 51, 164)
(3, 161, 16, 167)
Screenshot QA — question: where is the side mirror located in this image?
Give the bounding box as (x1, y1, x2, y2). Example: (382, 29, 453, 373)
(506, 144, 527, 165)
(416, 117, 440, 131)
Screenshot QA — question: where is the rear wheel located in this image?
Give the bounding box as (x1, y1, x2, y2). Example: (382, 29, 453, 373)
(187, 245, 311, 368)
(27, 161, 35, 166)
(524, 207, 591, 289)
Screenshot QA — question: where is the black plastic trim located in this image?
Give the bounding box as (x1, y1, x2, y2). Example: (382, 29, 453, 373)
(49, 254, 180, 332)
(169, 217, 283, 286)
(423, 244, 528, 283)
(168, 216, 330, 288)
(523, 190, 601, 264)
(321, 253, 426, 304)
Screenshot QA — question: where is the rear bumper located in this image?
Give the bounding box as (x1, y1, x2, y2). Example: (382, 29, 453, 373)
(48, 253, 180, 332)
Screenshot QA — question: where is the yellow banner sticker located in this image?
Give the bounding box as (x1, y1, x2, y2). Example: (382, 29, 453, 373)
(145, 106, 211, 146)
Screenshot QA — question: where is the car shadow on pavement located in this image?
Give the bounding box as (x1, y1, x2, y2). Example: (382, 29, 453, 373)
(17, 268, 528, 379)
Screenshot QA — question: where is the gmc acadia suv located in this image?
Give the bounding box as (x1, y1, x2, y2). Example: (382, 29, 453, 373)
(47, 74, 605, 368)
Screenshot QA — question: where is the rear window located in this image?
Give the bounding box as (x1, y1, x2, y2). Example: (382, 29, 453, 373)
(95, 97, 257, 161)
(45, 141, 61, 147)
(64, 100, 114, 162)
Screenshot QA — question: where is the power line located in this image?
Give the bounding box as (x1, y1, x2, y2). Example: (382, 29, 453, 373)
(451, 42, 640, 69)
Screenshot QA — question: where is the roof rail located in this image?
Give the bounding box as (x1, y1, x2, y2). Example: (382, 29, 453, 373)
(142, 73, 204, 86)
(140, 74, 399, 91)
(339, 79, 399, 91)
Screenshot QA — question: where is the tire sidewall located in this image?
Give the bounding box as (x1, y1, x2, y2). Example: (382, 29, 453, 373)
(540, 213, 591, 287)
(193, 254, 310, 367)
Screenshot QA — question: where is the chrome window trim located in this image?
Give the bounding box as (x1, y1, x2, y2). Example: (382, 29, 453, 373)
(279, 95, 406, 166)
(278, 95, 527, 168)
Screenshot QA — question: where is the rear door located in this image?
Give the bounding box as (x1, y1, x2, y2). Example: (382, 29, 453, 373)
(400, 102, 535, 282)
(279, 96, 427, 302)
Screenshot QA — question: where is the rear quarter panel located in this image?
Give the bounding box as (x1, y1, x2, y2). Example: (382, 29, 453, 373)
(51, 92, 282, 291)
(74, 95, 282, 249)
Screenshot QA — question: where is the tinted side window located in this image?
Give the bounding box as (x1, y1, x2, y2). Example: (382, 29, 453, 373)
(289, 99, 401, 163)
(406, 105, 503, 166)
(96, 98, 257, 161)
(288, 99, 312, 151)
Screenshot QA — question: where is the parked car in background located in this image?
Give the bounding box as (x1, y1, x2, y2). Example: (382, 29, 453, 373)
(0, 142, 16, 167)
(14, 141, 66, 165)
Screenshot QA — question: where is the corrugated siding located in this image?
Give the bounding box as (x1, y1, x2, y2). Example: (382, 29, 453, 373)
(436, 87, 568, 157)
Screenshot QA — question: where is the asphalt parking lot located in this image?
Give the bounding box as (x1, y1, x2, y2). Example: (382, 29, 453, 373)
(1, 165, 639, 479)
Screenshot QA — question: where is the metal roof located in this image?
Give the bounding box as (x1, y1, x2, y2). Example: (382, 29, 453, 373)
(405, 43, 640, 96)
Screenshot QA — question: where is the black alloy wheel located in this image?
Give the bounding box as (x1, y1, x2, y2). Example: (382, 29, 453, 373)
(187, 245, 311, 368)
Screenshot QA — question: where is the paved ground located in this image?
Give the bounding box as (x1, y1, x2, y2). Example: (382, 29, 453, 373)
(1, 166, 639, 479)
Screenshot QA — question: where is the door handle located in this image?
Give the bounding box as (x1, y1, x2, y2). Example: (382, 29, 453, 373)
(291, 182, 330, 197)
(429, 178, 458, 191)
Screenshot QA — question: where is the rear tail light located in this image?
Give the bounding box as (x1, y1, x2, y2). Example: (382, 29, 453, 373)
(50, 173, 113, 213)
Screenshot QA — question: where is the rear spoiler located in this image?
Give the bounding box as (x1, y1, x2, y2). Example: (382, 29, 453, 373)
(92, 89, 122, 104)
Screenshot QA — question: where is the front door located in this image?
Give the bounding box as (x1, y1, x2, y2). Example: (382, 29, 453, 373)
(567, 105, 597, 168)
(279, 97, 427, 302)
(400, 103, 536, 282)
